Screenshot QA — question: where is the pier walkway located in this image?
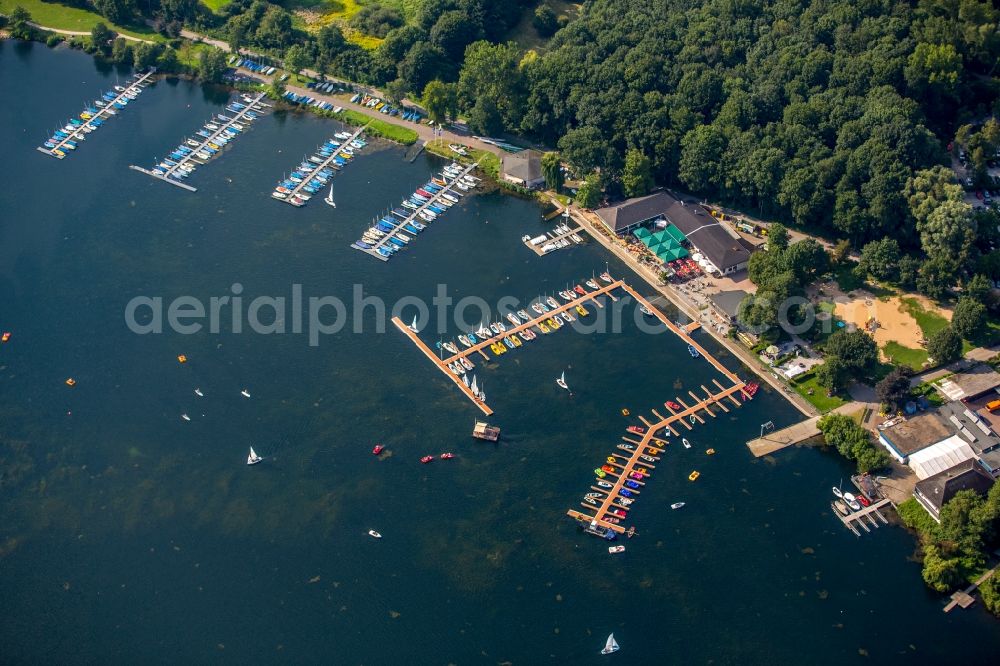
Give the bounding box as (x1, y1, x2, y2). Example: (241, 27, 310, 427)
(833, 497, 892, 536)
(129, 92, 267, 192)
(354, 162, 479, 262)
(524, 224, 585, 256)
(278, 123, 368, 207)
(38, 69, 156, 159)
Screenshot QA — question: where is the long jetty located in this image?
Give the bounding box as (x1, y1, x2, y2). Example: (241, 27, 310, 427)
(394, 279, 625, 412)
(129, 92, 267, 192)
(353, 161, 479, 262)
(38, 69, 156, 159)
(277, 123, 368, 206)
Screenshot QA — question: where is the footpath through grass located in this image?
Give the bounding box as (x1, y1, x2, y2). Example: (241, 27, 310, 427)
(0, 0, 164, 41)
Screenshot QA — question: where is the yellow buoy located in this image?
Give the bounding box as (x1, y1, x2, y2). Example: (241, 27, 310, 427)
(177, 355, 187, 363)
(65, 378, 76, 387)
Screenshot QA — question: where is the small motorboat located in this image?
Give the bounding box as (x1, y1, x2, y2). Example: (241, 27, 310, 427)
(706, 448, 716, 455)
(844, 495, 861, 511)
(247, 446, 263, 465)
(666, 401, 681, 411)
(639, 305, 653, 316)
(368, 530, 382, 538)
(181, 413, 191, 421)
(621, 408, 630, 416)
(688, 471, 700, 481)
(372, 444, 384, 455)
(241, 389, 251, 398)
(440, 452, 455, 459)
(420, 455, 434, 464)
(626, 425, 645, 435)
(601, 465, 616, 474)
(574, 284, 586, 295)
(625, 480, 640, 489)
(1, 332, 10, 343)
(594, 469, 607, 478)
(597, 480, 613, 489)
(194, 388, 204, 397)
(858, 494, 871, 507)
(687, 344, 701, 358)
(832, 487, 843, 499)
(608, 545, 625, 554)
(833, 500, 850, 516)
(671, 502, 685, 509)
(682, 438, 691, 449)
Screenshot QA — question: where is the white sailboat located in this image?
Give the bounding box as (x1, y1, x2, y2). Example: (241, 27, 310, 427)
(470, 374, 479, 398)
(241, 389, 251, 398)
(408, 315, 419, 333)
(463, 373, 471, 388)
(194, 388, 204, 397)
(247, 446, 263, 465)
(324, 183, 336, 207)
(601, 633, 620, 655)
(556, 371, 569, 391)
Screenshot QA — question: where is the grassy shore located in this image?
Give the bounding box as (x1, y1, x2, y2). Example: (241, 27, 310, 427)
(0, 0, 164, 41)
(426, 139, 500, 179)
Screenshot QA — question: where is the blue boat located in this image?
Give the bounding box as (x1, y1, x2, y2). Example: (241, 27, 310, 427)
(353, 240, 372, 249)
(392, 208, 409, 218)
(404, 224, 421, 234)
(687, 344, 700, 358)
(376, 247, 392, 257)
(468, 333, 478, 343)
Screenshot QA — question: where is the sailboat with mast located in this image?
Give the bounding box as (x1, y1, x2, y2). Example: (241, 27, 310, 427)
(556, 371, 569, 391)
(247, 446, 263, 465)
(407, 315, 419, 333)
(324, 183, 336, 207)
(601, 633, 619, 655)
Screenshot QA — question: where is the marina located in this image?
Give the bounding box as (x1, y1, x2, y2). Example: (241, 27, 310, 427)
(353, 161, 480, 261)
(832, 496, 892, 536)
(271, 124, 368, 207)
(37, 69, 156, 159)
(129, 92, 268, 192)
(394, 276, 624, 413)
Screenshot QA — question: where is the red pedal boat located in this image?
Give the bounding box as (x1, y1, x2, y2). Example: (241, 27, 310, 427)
(574, 284, 586, 295)
(626, 425, 645, 434)
(666, 401, 681, 411)
(420, 455, 434, 464)
(372, 444, 384, 455)
(743, 382, 759, 398)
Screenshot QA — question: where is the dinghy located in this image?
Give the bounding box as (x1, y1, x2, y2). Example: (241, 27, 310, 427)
(683, 438, 691, 449)
(368, 530, 382, 538)
(671, 502, 685, 510)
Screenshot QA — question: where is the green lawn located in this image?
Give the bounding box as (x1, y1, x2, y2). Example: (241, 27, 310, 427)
(427, 139, 500, 179)
(199, 0, 231, 12)
(792, 372, 848, 412)
(0, 0, 164, 41)
(883, 341, 928, 371)
(900, 296, 949, 339)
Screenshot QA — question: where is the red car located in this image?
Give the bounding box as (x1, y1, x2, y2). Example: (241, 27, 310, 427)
(372, 444, 384, 455)
(420, 455, 434, 464)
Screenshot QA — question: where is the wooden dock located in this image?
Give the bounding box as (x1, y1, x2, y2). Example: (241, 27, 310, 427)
(129, 92, 267, 192)
(353, 162, 479, 262)
(276, 123, 368, 206)
(567, 286, 753, 534)
(393, 279, 625, 412)
(523, 224, 586, 256)
(833, 497, 892, 536)
(945, 558, 1000, 612)
(38, 69, 156, 159)
(746, 416, 822, 457)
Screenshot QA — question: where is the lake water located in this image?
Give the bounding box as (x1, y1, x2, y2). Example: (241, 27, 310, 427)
(1, 41, 998, 663)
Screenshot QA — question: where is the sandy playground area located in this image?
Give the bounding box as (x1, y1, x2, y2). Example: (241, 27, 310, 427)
(826, 289, 952, 351)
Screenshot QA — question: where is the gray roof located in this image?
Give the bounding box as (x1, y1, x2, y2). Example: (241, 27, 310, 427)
(595, 191, 675, 233)
(936, 400, 1000, 455)
(501, 150, 542, 183)
(663, 200, 753, 271)
(937, 364, 1000, 401)
(710, 290, 749, 318)
(914, 459, 995, 512)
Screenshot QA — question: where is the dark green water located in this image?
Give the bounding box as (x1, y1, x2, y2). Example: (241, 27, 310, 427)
(2, 41, 998, 664)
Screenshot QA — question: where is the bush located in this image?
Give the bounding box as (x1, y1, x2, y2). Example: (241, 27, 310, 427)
(980, 575, 1000, 616)
(817, 413, 890, 472)
(46, 33, 64, 47)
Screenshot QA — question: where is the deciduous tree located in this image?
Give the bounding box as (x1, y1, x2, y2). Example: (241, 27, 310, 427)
(927, 325, 962, 365)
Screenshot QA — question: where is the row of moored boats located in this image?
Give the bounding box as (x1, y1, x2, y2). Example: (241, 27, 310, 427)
(41, 72, 152, 159)
(271, 132, 365, 206)
(148, 94, 267, 182)
(350, 93, 424, 124)
(353, 163, 478, 259)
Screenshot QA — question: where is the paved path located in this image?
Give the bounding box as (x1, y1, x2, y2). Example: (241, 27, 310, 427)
(29, 22, 153, 43)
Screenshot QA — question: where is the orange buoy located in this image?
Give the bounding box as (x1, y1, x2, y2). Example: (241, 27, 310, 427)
(65, 378, 76, 387)
(177, 355, 187, 363)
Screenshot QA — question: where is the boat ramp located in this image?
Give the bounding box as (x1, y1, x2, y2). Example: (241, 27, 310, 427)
(272, 123, 368, 207)
(353, 161, 480, 261)
(37, 69, 156, 159)
(129, 92, 268, 192)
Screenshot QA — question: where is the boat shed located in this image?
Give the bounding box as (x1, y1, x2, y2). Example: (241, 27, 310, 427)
(913, 459, 996, 522)
(500, 150, 545, 189)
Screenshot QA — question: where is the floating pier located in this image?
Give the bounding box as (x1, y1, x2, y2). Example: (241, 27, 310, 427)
(394, 279, 625, 412)
(833, 497, 892, 536)
(273, 123, 368, 207)
(567, 285, 753, 535)
(38, 69, 156, 159)
(353, 161, 480, 262)
(129, 92, 267, 192)
(523, 223, 586, 256)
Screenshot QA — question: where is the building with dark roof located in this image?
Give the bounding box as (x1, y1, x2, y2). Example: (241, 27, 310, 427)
(936, 364, 1000, 401)
(500, 150, 544, 189)
(595, 191, 757, 275)
(710, 290, 749, 322)
(913, 459, 995, 522)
